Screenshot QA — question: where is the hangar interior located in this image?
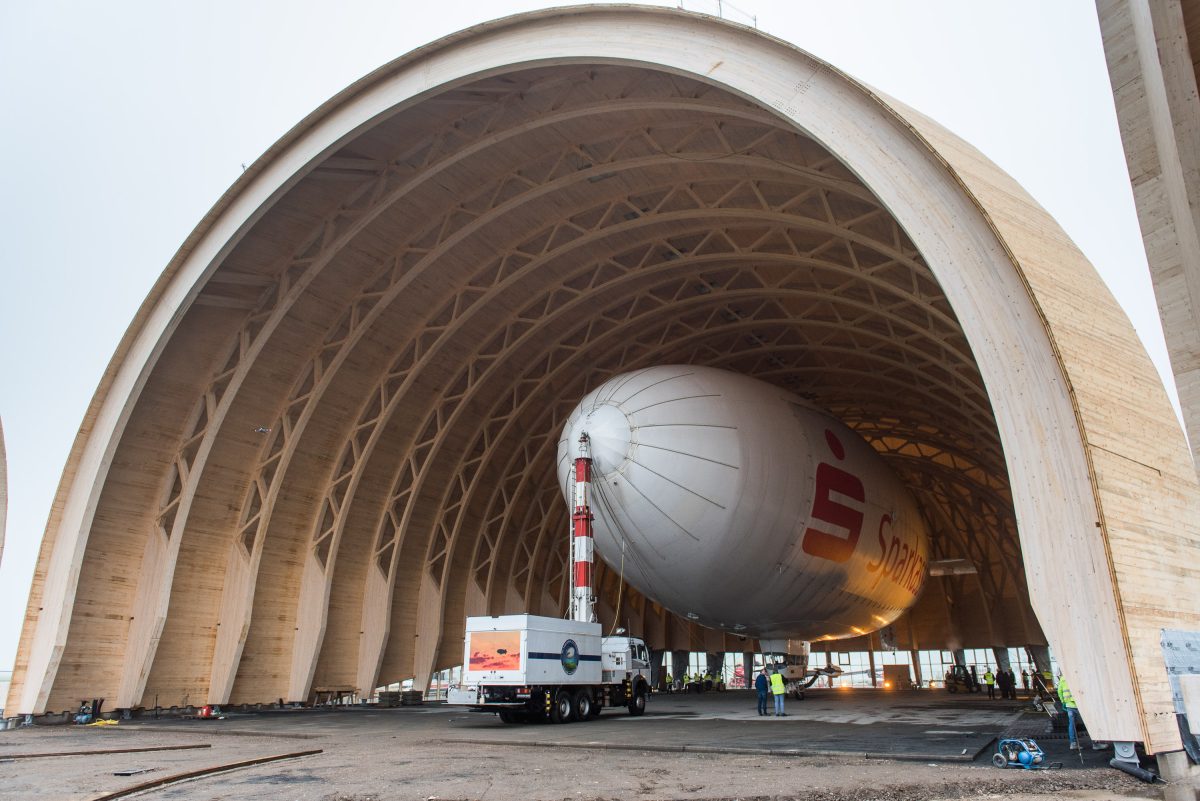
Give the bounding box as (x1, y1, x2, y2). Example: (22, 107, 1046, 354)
(8, 8, 1199, 757)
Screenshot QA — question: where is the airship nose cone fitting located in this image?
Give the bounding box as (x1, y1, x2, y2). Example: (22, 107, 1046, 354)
(572, 402, 632, 476)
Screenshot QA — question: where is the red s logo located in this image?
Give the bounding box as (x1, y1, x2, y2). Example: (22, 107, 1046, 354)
(802, 430, 865, 563)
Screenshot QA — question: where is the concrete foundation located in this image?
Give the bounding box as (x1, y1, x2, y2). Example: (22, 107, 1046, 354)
(1157, 749, 1200, 801)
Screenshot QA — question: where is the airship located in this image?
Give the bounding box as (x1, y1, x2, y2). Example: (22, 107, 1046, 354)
(556, 365, 929, 648)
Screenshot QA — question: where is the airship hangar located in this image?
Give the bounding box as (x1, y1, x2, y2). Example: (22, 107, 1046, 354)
(7, 3, 1200, 764)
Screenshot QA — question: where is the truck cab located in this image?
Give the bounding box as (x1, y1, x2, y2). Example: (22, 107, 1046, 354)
(600, 635, 652, 686)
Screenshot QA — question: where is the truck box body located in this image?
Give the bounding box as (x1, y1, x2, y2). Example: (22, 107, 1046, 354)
(463, 614, 602, 686)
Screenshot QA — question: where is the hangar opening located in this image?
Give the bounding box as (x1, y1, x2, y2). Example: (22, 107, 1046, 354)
(8, 8, 1198, 759)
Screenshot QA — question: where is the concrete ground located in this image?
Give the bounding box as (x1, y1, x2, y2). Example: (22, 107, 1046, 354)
(0, 688, 1172, 800)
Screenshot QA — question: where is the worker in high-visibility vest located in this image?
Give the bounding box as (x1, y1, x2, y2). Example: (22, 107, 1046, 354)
(664, 672, 673, 693)
(770, 669, 787, 716)
(983, 669, 996, 699)
(1057, 673, 1079, 749)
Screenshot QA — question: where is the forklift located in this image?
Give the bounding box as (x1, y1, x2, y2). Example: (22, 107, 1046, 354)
(943, 664, 975, 693)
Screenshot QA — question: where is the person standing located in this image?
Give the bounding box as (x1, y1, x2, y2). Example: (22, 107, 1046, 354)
(755, 668, 770, 716)
(665, 671, 673, 693)
(983, 668, 996, 699)
(770, 668, 787, 716)
(1021, 669, 1030, 694)
(1058, 673, 1080, 749)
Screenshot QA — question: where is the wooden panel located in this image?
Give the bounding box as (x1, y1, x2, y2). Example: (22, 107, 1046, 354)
(1100, 0, 1200, 479)
(897, 96, 1200, 752)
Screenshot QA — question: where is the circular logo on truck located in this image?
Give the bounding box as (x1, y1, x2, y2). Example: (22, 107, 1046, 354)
(560, 639, 579, 675)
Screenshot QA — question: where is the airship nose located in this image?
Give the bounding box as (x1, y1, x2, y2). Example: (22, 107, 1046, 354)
(571, 402, 633, 477)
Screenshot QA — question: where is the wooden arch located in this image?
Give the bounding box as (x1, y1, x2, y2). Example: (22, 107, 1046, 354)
(8, 8, 1198, 753)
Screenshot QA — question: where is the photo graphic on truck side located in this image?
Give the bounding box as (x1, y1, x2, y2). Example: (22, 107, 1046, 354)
(468, 631, 521, 671)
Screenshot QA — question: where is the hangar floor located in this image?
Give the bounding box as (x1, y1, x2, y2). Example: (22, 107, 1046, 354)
(0, 690, 1156, 800)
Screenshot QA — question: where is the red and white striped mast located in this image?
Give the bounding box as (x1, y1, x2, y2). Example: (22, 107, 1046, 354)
(569, 432, 597, 623)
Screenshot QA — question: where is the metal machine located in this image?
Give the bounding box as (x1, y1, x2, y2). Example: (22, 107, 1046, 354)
(944, 664, 976, 693)
(993, 738, 1058, 770)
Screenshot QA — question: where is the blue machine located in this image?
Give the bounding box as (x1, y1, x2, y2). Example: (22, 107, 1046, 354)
(993, 737, 1049, 769)
(72, 698, 103, 725)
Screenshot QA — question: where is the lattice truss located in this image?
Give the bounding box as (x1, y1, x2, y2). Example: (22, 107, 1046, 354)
(72, 63, 1038, 709)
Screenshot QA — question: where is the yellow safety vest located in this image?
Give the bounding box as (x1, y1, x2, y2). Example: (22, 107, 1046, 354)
(1058, 677, 1077, 709)
(770, 673, 785, 695)
(984, 671, 994, 685)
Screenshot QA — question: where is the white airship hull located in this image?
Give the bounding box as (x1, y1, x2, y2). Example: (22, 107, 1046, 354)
(557, 365, 929, 642)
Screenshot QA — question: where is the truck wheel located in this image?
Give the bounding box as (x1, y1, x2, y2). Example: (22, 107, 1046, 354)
(550, 690, 573, 724)
(498, 710, 518, 724)
(573, 690, 593, 721)
(627, 684, 647, 716)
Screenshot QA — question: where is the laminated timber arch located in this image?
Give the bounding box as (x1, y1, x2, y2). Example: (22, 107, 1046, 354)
(8, 7, 1200, 752)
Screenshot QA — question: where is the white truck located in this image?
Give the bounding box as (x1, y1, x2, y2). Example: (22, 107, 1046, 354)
(446, 613, 652, 723)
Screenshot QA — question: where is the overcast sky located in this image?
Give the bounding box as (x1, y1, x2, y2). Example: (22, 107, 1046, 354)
(0, 0, 1174, 678)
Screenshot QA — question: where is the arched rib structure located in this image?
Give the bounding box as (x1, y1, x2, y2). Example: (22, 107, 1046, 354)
(8, 8, 1198, 753)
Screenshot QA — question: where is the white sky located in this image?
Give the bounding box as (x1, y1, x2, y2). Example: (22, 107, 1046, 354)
(0, 0, 1175, 676)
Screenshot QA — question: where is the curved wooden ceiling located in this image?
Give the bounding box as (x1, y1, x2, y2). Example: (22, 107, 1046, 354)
(29, 63, 1036, 710)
